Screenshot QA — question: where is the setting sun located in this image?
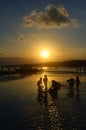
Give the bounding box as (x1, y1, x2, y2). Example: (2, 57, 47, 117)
(40, 50, 50, 59)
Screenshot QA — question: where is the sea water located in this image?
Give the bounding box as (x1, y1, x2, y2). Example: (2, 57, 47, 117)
(0, 70, 86, 130)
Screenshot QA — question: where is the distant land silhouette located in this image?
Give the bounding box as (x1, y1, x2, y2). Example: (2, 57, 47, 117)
(0, 57, 86, 67)
(0, 57, 39, 66)
(30, 60, 86, 68)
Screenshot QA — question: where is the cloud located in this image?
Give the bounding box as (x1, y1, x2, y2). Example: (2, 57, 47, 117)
(23, 4, 80, 29)
(18, 33, 25, 41)
(71, 19, 80, 28)
(0, 52, 5, 56)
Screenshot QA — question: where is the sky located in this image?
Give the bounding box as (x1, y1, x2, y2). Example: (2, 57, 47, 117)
(0, 0, 86, 63)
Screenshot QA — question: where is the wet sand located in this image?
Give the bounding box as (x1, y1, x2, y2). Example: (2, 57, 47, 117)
(0, 74, 86, 130)
(26, 86, 86, 130)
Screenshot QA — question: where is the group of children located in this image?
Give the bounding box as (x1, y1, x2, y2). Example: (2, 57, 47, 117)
(37, 75, 48, 106)
(37, 75, 81, 106)
(67, 76, 80, 96)
(37, 74, 63, 104)
(37, 74, 48, 93)
(37, 75, 80, 93)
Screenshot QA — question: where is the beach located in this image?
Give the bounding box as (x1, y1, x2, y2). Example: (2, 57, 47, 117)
(0, 71, 86, 130)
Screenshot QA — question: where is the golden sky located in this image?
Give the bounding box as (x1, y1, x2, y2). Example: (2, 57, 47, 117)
(0, 0, 86, 63)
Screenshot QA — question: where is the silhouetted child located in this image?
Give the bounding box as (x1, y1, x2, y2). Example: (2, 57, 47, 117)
(43, 75, 48, 92)
(37, 78, 44, 107)
(75, 76, 80, 91)
(67, 78, 74, 96)
(37, 77, 43, 93)
(48, 80, 60, 100)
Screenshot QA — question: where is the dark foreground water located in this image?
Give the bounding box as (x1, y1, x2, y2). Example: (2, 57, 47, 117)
(0, 72, 86, 130)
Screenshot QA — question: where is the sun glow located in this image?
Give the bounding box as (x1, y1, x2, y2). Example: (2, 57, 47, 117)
(40, 50, 50, 59)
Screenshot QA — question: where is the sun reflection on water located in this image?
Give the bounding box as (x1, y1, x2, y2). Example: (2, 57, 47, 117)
(42, 66, 48, 70)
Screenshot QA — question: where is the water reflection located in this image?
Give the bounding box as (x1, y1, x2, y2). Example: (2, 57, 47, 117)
(37, 92, 44, 107)
(42, 66, 48, 70)
(76, 91, 80, 100)
(0, 75, 27, 82)
(37, 92, 48, 107)
(0, 71, 86, 129)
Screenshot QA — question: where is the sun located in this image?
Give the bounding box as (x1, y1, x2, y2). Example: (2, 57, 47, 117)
(40, 50, 50, 59)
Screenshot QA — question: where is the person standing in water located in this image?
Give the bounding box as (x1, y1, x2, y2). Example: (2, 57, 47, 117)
(43, 75, 48, 92)
(37, 77, 43, 93)
(37, 77, 44, 107)
(75, 76, 80, 91)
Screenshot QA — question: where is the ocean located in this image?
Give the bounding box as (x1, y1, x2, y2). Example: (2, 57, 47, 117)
(0, 68, 86, 130)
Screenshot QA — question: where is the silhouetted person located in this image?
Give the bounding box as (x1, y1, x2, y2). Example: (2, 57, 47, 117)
(37, 77, 43, 93)
(75, 76, 80, 92)
(67, 78, 74, 96)
(48, 80, 60, 100)
(37, 77, 48, 107)
(43, 75, 48, 92)
(37, 78, 44, 107)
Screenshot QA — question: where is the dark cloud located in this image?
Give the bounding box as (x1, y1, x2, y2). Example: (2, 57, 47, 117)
(0, 52, 5, 56)
(23, 4, 79, 29)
